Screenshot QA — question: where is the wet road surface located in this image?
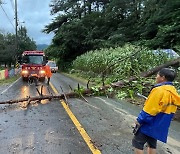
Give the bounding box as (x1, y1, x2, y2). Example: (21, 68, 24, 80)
(0, 78, 91, 154)
(0, 73, 180, 154)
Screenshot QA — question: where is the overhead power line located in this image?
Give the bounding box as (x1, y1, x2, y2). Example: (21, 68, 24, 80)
(0, 3, 15, 29)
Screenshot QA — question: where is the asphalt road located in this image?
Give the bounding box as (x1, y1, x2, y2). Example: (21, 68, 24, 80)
(0, 73, 180, 154)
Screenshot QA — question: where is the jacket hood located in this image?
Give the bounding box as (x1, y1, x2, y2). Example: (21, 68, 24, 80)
(162, 85, 180, 106)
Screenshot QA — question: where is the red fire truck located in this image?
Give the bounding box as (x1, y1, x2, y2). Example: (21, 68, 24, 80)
(20, 51, 48, 81)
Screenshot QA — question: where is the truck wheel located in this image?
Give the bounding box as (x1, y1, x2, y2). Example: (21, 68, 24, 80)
(22, 77, 28, 81)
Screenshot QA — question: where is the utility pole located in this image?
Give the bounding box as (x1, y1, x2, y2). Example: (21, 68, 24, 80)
(15, 0, 18, 52)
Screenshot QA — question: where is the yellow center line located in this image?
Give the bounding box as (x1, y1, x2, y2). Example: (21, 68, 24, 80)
(49, 82, 101, 154)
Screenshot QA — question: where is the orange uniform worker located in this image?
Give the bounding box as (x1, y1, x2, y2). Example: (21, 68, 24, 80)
(45, 65, 52, 85)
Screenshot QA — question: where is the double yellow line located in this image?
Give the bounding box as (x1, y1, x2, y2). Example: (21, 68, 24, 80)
(49, 82, 101, 154)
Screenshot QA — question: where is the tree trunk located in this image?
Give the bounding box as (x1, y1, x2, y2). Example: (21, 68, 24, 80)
(141, 57, 180, 77)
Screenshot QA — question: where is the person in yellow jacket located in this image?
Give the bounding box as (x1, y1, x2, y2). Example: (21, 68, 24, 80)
(132, 68, 180, 154)
(45, 64, 52, 85)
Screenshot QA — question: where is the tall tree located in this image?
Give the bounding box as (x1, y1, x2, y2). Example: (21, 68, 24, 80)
(0, 33, 16, 67)
(138, 0, 180, 48)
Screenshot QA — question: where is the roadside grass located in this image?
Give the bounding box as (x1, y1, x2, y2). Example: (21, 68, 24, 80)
(0, 75, 20, 86)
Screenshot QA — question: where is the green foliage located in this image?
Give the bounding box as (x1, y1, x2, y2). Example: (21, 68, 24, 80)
(138, 0, 180, 49)
(174, 67, 180, 92)
(0, 33, 16, 66)
(72, 44, 171, 82)
(74, 86, 86, 96)
(117, 91, 128, 100)
(91, 86, 106, 96)
(174, 45, 180, 54)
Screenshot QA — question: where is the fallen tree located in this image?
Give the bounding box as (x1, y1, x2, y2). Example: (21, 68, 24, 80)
(0, 57, 179, 104)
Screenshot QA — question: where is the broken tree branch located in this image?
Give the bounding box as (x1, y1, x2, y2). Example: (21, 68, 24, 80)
(141, 57, 180, 77)
(111, 57, 180, 87)
(60, 86, 68, 103)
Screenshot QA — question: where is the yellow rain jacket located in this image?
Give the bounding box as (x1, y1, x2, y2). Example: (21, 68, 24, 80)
(137, 82, 180, 143)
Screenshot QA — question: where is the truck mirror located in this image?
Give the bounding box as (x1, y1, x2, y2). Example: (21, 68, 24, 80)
(42, 60, 47, 66)
(17, 56, 22, 64)
(24, 59, 28, 63)
(22, 56, 29, 63)
(46, 56, 48, 63)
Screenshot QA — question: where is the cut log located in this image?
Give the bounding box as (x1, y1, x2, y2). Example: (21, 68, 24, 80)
(0, 95, 65, 104)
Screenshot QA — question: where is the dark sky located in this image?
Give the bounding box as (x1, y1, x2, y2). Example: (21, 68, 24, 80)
(0, 0, 54, 45)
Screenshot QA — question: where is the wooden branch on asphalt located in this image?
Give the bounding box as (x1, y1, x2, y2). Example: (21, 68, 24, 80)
(40, 85, 43, 95)
(0, 95, 65, 104)
(69, 85, 73, 91)
(79, 93, 89, 103)
(60, 86, 68, 103)
(78, 83, 80, 90)
(0, 89, 94, 104)
(36, 87, 41, 96)
(87, 77, 91, 89)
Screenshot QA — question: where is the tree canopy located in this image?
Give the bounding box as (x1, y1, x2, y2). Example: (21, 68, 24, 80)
(44, 0, 180, 69)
